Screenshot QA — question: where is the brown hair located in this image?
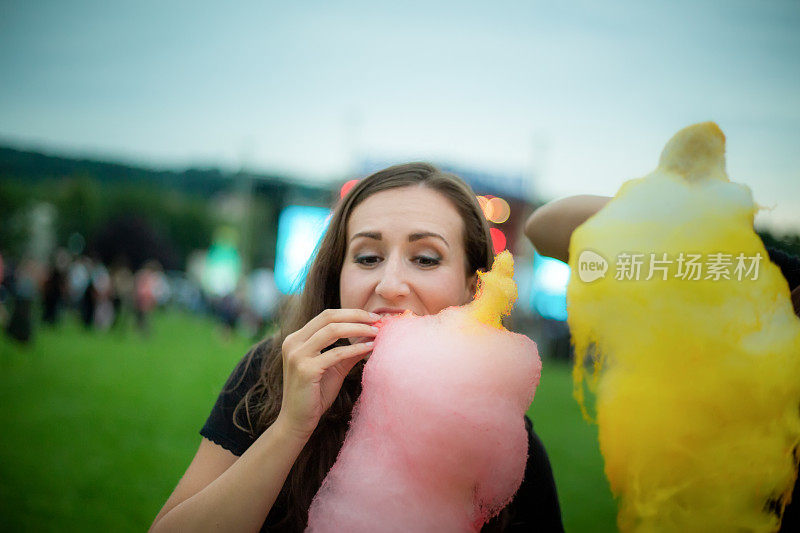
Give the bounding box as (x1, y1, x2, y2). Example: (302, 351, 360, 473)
(233, 162, 496, 529)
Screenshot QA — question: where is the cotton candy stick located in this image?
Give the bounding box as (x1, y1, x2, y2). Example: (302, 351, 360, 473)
(306, 251, 541, 532)
(568, 122, 800, 532)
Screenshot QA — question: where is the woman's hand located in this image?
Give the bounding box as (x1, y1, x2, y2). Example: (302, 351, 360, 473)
(275, 308, 380, 440)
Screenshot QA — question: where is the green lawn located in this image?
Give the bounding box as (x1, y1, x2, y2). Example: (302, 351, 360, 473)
(0, 311, 616, 532)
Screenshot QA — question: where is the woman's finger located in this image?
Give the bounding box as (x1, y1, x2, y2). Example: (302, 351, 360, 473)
(314, 341, 374, 371)
(294, 308, 380, 343)
(305, 322, 378, 354)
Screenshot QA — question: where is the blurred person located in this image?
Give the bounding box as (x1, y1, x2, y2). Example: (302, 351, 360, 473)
(246, 267, 280, 338)
(67, 256, 91, 309)
(150, 163, 564, 532)
(151, 264, 171, 307)
(134, 260, 162, 335)
(170, 271, 205, 313)
(41, 249, 69, 325)
(91, 261, 114, 330)
(0, 251, 6, 326)
(79, 257, 97, 329)
(111, 259, 134, 330)
(5, 257, 38, 344)
(217, 290, 241, 340)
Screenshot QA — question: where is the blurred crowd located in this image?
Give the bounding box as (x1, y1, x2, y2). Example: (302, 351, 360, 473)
(0, 249, 280, 345)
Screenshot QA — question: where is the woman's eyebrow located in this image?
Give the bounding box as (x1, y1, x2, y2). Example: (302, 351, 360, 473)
(409, 232, 449, 248)
(351, 231, 449, 248)
(352, 231, 381, 241)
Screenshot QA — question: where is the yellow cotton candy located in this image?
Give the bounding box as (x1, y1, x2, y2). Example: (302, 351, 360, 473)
(469, 250, 517, 330)
(568, 122, 800, 532)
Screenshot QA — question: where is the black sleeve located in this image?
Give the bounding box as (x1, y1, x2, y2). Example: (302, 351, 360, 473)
(199, 345, 267, 456)
(504, 416, 565, 532)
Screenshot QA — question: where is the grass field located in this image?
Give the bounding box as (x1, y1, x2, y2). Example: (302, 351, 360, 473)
(0, 311, 617, 532)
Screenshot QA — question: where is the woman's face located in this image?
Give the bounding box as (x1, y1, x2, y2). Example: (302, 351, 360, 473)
(339, 186, 477, 318)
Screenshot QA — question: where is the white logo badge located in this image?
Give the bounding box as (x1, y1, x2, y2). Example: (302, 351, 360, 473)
(577, 250, 608, 283)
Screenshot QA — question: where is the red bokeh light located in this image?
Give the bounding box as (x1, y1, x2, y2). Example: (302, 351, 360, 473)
(340, 179, 359, 199)
(489, 227, 506, 254)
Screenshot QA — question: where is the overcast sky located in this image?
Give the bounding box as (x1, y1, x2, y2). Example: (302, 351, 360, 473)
(1, 0, 798, 231)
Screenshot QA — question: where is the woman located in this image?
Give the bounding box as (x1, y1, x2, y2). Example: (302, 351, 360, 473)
(150, 163, 563, 532)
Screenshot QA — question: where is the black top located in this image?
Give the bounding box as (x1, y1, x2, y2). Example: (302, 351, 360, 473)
(201, 342, 565, 532)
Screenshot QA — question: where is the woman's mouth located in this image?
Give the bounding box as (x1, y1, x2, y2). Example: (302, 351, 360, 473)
(371, 308, 408, 318)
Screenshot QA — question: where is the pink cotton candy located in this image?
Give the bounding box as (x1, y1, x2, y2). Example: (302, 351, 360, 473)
(306, 306, 541, 532)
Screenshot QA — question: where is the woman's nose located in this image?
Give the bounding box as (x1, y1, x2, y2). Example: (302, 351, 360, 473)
(375, 258, 411, 300)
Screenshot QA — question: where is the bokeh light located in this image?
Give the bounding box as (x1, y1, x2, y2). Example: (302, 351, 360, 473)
(489, 227, 506, 254)
(478, 195, 494, 221)
(274, 205, 331, 294)
(487, 197, 510, 224)
(529, 252, 570, 321)
(340, 179, 359, 199)
(477, 195, 489, 217)
(202, 227, 242, 297)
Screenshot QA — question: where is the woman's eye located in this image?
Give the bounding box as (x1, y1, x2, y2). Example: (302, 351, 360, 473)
(414, 255, 441, 267)
(354, 255, 382, 266)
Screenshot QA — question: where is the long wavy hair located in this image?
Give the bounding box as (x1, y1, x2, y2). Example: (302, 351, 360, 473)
(233, 162, 500, 530)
